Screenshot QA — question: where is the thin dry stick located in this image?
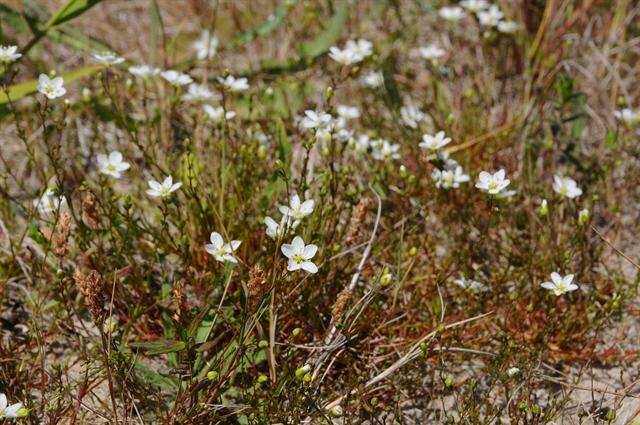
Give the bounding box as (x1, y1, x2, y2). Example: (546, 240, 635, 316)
(321, 311, 494, 412)
(591, 225, 640, 270)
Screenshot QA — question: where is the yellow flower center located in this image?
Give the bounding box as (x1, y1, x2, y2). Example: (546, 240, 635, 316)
(294, 254, 303, 264)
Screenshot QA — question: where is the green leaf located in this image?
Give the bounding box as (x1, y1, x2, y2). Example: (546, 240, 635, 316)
(275, 117, 291, 165)
(133, 362, 178, 391)
(130, 339, 186, 356)
(300, 0, 350, 59)
(0, 64, 103, 105)
(382, 59, 401, 110)
(46, 0, 103, 28)
(230, 5, 289, 47)
(148, 0, 165, 66)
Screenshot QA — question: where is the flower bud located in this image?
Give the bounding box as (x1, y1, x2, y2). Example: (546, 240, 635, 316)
(538, 199, 548, 216)
(578, 208, 589, 226)
(295, 364, 311, 378)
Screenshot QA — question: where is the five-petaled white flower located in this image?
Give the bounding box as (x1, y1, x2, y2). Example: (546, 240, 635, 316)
(38, 74, 66, 99)
(475, 169, 511, 195)
(372, 139, 400, 161)
(129, 64, 160, 79)
(418, 44, 446, 62)
(97, 151, 130, 179)
(455, 278, 488, 292)
(146, 176, 182, 198)
(0, 45, 22, 63)
(400, 104, 425, 129)
(264, 216, 286, 239)
(613, 108, 638, 125)
(91, 51, 125, 66)
(217, 75, 249, 92)
(193, 30, 219, 60)
(281, 236, 318, 273)
(439, 6, 465, 22)
(300, 110, 333, 131)
(203, 105, 236, 123)
(336, 105, 360, 120)
(432, 166, 470, 189)
(205, 231, 241, 264)
(279, 193, 314, 224)
(497, 21, 521, 34)
(345, 38, 373, 60)
(182, 84, 218, 102)
(477, 5, 504, 27)
(0, 393, 24, 419)
(328, 46, 359, 66)
(420, 131, 451, 151)
(552, 175, 582, 199)
(34, 188, 67, 215)
(541, 272, 578, 296)
(161, 70, 193, 86)
(460, 0, 489, 12)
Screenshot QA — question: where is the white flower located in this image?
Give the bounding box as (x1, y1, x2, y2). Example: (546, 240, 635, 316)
(34, 188, 67, 215)
(350, 134, 371, 153)
(475, 169, 511, 195)
(161, 70, 193, 86)
(128, 64, 160, 79)
(439, 6, 465, 22)
(541, 272, 578, 296)
(477, 5, 504, 27)
(97, 151, 130, 179)
(328, 46, 360, 66)
(279, 193, 314, 223)
(334, 128, 354, 143)
(336, 105, 360, 120)
(217, 75, 249, 92)
(91, 51, 125, 66)
(497, 20, 521, 34)
(264, 216, 286, 239)
(613, 108, 639, 125)
(552, 175, 582, 199)
(205, 231, 241, 264)
(0, 45, 22, 63)
(345, 38, 373, 60)
(203, 105, 235, 122)
(420, 131, 451, 151)
(0, 393, 24, 418)
(455, 278, 488, 292)
(281, 236, 318, 273)
(146, 176, 182, 198)
(432, 166, 470, 189)
(38, 74, 66, 99)
(192, 30, 219, 60)
(507, 367, 520, 377)
(460, 0, 489, 12)
(372, 139, 400, 161)
(400, 104, 425, 128)
(362, 71, 384, 88)
(418, 44, 446, 62)
(182, 83, 217, 102)
(300, 110, 333, 130)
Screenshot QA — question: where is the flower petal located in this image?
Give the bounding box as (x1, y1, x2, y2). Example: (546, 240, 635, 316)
(301, 261, 318, 273)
